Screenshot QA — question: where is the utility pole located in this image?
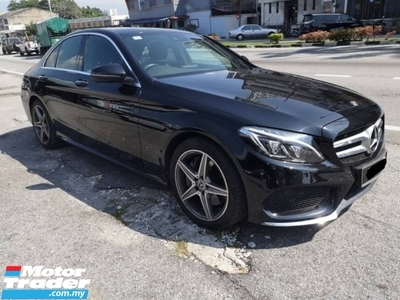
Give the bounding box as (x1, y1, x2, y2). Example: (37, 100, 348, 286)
(48, 0, 53, 18)
(239, 0, 242, 26)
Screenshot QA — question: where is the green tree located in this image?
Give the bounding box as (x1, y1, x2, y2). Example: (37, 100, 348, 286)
(8, 0, 40, 10)
(51, 0, 82, 19)
(25, 21, 38, 36)
(81, 6, 106, 18)
(7, 0, 103, 20)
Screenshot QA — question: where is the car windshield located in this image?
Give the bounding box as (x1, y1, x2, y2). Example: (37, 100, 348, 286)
(121, 31, 251, 78)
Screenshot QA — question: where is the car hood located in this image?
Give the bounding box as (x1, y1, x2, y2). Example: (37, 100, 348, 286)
(153, 68, 376, 137)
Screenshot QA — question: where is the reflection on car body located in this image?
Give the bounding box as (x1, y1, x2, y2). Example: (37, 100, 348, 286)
(21, 28, 386, 230)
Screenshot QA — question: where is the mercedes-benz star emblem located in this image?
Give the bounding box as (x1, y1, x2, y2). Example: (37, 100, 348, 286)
(369, 126, 379, 154)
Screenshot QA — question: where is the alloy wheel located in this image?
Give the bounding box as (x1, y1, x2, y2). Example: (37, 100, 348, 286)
(32, 105, 50, 145)
(174, 150, 229, 222)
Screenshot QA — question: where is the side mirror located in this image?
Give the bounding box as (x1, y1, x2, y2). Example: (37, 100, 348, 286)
(90, 63, 126, 83)
(241, 55, 249, 62)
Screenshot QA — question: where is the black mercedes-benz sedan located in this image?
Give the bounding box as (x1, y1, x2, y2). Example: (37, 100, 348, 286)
(21, 28, 387, 229)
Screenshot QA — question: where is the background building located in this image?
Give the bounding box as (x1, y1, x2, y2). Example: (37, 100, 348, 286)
(69, 10, 129, 30)
(0, 8, 56, 34)
(123, 0, 258, 38)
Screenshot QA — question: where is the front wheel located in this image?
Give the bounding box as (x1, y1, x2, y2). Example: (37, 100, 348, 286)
(170, 137, 247, 230)
(31, 100, 63, 149)
(236, 34, 244, 41)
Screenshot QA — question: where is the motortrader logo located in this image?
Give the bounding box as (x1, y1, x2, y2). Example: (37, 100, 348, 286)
(1, 265, 90, 299)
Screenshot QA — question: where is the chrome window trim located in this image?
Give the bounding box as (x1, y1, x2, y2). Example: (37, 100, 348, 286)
(333, 118, 383, 158)
(41, 32, 141, 88)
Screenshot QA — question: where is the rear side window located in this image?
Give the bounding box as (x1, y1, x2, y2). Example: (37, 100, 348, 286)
(9, 38, 19, 44)
(55, 36, 84, 70)
(242, 25, 252, 30)
(339, 14, 351, 21)
(325, 15, 339, 21)
(303, 15, 313, 22)
(313, 15, 325, 21)
(44, 45, 60, 68)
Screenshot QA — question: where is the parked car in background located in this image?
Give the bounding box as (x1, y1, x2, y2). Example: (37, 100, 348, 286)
(1, 37, 21, 54)
(18, 38, 40, 56)
(21, 28, 387, 230)
(300, 13, 361, 34)
(229, 24, 278, 40)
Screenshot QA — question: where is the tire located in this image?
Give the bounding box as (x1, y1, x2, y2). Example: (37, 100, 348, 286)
(26, 48, 31, 56)
(236, 34, 244, 41)
(31, 100, 63, 149)
(20, 50, 24, 56)
(2, 48, 5, 55)
(169, 137, 247, 230)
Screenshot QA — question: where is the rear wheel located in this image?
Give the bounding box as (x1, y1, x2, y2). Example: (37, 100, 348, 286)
(31, 100, 63, 149)
(170, 137, 247, 230)
(26, 48, 31, 56)
(236, 34, 244, 41)
(20, 50, 24, 56)
(2, 48, 5, 55)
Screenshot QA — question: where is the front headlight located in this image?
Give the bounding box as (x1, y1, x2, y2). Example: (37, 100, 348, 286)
(239, 127, 324, 163)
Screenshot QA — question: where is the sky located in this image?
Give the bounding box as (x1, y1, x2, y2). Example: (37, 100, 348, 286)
(0, 0, 129, 15)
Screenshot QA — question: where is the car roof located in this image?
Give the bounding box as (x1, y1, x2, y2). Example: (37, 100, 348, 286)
(304, 13, 342, 16)
(70, 27, 196, 38)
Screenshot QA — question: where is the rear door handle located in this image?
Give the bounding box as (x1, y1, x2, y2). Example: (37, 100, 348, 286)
(39, 75, 47, 82)
(75, 80, 88, 87)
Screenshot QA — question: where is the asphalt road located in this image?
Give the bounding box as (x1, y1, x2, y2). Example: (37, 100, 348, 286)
(1, 46, 399, 300)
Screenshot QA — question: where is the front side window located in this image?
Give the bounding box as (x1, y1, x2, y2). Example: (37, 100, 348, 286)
(252, 25, 261, 31)
(83, 35, 126, 72)
(122, 31, 250, 78)
(55, 36, 84, 70)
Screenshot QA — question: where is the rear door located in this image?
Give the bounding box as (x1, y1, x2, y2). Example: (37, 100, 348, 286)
(38, 35, 86, 135)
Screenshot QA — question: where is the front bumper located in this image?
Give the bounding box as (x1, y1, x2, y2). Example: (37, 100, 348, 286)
(241, 142, 387, 226)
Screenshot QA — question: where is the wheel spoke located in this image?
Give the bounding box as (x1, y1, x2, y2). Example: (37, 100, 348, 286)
(198, 153, 208, 180)
(177, 160, 197, 182)
(180, 185, 198, 202)
(42, 126, 50, 140)
(33, 121, 42, 129)
(34, 106, 44, 121)
(199, 192, 213, 221)
(40, 127, 45, 142)
(206, 182, 228, 197)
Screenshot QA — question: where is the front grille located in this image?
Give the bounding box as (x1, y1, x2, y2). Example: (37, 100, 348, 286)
(339, 152, 371, 166)
(264, 186, 329, 214)
(334, 118, 383, 165)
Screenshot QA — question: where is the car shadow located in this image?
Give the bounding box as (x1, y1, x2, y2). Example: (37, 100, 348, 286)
(0, 126, 325, 252)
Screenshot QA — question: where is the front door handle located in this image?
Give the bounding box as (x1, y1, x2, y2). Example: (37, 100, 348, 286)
(39, 75, 47, 82)
(75, 80, 88, 87)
